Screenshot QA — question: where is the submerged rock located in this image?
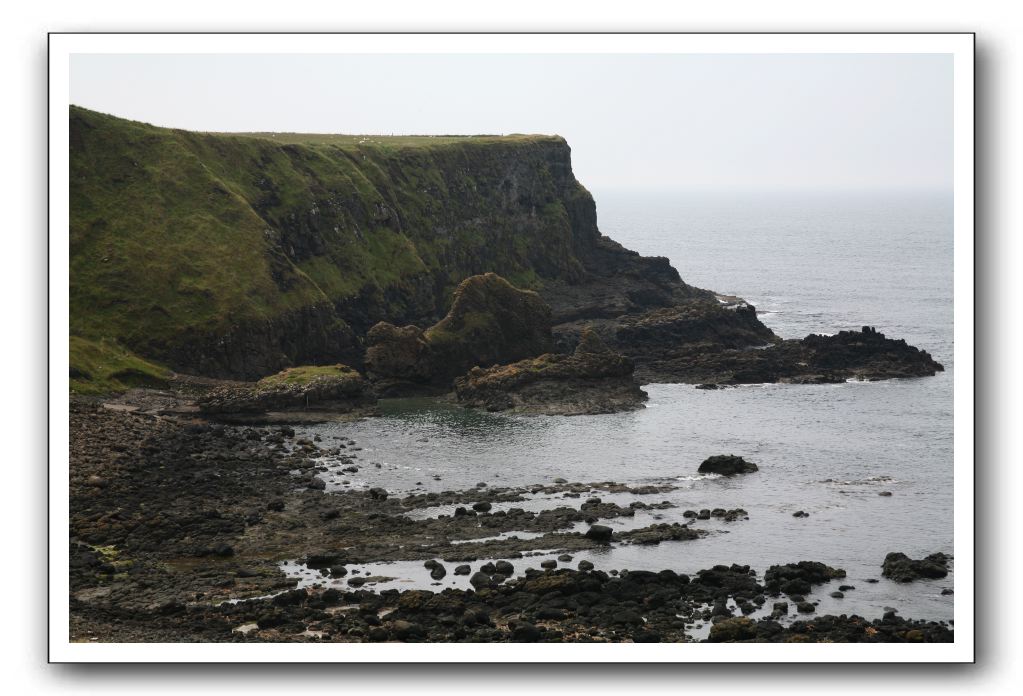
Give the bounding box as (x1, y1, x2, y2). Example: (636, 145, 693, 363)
(197, 365, 376, 414)
(453, 328, 648, 415)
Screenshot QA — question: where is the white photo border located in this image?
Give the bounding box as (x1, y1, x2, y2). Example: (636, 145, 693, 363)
(48, 31, 975, 663)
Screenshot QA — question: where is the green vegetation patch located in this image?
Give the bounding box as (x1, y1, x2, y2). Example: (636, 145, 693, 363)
(257, 364, 360, 387)
(70, 336, 171, 395)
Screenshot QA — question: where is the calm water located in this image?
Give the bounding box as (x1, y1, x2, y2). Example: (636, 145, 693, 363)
(291, 191, 955, 627)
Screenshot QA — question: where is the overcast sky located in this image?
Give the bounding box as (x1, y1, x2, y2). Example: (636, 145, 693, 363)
(70, 53, 952, 194)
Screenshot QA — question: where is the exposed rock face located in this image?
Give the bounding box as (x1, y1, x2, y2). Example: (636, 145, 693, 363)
(361, 323, 436, 395)
(365, 273, 553, 394)
(881, 552, 951, 582)
(636, 326, 944, 385)
(197, 365, 376, 414)
(698, 455, 759, 476)
(453, 328, 647, 415)
(612, 299, 778, 357)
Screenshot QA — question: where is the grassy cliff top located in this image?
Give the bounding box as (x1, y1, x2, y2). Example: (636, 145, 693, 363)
(71, 106, 563, 150)
(226, 131, 564, 149)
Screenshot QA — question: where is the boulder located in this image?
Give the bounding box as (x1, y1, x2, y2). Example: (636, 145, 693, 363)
(585, 524, 614, 542)
(764, 561, 846, 595)
(698, 455, 759, 476)
(707, 616, 758, 642)
(469, 571, 493, 590)
(881, 552, 951, 582)
(494, 560, 515, 576)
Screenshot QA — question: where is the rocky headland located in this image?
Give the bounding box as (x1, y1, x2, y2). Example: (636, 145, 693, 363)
(67, 108, 952, 644)
(70, 106, 942, 396)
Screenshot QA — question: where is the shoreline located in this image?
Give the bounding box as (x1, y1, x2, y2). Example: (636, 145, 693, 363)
(69, 397, 952, 643)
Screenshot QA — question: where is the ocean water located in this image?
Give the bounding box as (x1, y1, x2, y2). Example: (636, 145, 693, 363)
(292, 191, 955, 628)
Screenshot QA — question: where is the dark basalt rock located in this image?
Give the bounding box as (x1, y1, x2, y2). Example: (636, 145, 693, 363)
(881, 552, 951, 582)
(764, 561, 846, 596)
(469, 571, 493, 590)
(708, 616, 758, 642)
(453, 328, 648, 415)
(197, 365, 376, 414)
(631, 325, 944, 386)
(584, 524, 614, 542)
(698, 455, 759, 476)
(360, 324, 436, 396)
(365, 273, 553, 394)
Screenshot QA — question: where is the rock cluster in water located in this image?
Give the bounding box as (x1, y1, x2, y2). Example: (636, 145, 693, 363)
(67, 400, 953, 644)
(881, 552, 951, 582)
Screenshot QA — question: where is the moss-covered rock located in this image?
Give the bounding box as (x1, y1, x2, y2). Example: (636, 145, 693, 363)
(197, 364, 376, 413)
(708, 617, 759, 643)
(365, 273, 553, 394)
(453, 328, 647, 415)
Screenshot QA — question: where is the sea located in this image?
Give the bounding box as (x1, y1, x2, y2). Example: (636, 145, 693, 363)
(287, 191, 955, 630)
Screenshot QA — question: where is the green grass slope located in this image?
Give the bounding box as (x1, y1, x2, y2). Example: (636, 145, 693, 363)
(70, 107, 596, 386)
(69, 336, 171, 395)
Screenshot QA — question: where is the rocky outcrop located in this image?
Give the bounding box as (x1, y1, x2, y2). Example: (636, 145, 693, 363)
(698, 455, 759, 476)
(636, 326, 944, 385)
(365, 273, 553, 394)
(197, 365, 376, 414)
(453, 328, 647, 415)
(881, 552, 951, 582)
(361, 323, 437, 395)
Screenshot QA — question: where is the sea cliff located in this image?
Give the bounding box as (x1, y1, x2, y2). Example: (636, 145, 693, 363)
(70, 107, 940, 394)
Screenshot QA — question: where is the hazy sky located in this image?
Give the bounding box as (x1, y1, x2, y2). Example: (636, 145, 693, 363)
(70, 53, 952, 193)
